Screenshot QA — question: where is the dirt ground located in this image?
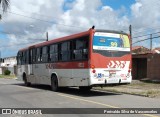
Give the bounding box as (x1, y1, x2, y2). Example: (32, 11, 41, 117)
(94, 80, 160, 98)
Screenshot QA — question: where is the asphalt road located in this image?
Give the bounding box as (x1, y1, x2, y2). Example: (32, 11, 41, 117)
(0, 78, 160, 117)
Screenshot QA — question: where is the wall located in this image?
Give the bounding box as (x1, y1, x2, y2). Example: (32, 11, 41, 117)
(0, 56, 17, 75)
(132, 54, 160, 80)
(147, 54, 160, 80)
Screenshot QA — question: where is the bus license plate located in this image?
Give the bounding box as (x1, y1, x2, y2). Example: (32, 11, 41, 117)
(109, 71, 116, 78)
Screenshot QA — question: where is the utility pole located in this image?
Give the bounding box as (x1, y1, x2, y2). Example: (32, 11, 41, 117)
(129, 25, 132, 47)
(150, 34, 152, 53)
(46, 32, 48, 41)
(0, 51, 1, 67)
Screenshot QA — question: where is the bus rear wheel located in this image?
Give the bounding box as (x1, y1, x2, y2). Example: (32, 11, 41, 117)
(79, 86, 92, 91)
(51, 75, 59, 92)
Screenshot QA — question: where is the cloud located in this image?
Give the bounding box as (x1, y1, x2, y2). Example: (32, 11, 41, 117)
(130, 0, 160, 48)
(101, 6, 113, 11)
(131, 2, 142, 18)
(131, 0, 160, 28)
(1, 0, 65, 57)
(1, 0, 160, 57)
(0, 0, 130, 57)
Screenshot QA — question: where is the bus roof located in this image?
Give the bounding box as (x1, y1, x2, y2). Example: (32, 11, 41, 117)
(95, 29, 128, 35)
(34, 29, 91, 48)
(18, 29, 91, 52)
(18, 29, 128, 52)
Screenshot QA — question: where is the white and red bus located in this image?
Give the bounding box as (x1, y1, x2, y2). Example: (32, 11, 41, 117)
(17, 28, 132, 91)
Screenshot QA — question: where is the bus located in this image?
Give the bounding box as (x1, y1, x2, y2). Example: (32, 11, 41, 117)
(17, 28, 132, 91)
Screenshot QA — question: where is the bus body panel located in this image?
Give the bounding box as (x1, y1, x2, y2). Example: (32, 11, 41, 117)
(17, 63, 90, 87)
(90, 31, 132, 85)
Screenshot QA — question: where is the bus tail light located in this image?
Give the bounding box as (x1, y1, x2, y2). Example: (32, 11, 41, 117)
(91, 64, 96, 73)
(91, 65, 95, 69)
(128, 69, 131, 73)
(127, 69, 131, 78)
(92, 69, 96, 73)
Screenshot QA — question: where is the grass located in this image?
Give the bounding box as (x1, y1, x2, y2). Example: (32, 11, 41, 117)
(145, 90, 160, 97)
(0, 74, 16, 79)
(94, 81, 160, 98)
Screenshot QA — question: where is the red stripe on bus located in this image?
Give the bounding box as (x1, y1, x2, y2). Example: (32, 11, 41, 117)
(45, 61, 89, 69)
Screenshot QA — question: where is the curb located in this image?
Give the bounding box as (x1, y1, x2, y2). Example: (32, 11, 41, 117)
(93, 88, 155, 98)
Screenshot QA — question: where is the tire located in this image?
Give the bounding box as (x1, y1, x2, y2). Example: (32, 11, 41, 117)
(79, 86, 92, 91)
(51, 75, 59, 92)
(23, 74, 31, 86)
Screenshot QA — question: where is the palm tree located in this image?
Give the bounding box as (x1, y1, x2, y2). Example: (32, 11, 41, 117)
(0, 0, 10, 19)
(0, 0, 10, 12)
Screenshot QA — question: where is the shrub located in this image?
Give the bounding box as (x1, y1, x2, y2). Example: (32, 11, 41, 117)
(4, 70, 11, 75)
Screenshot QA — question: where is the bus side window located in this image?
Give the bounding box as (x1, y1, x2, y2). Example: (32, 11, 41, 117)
(58, 44, 62, 61)
(74, 39, 83, 60)
(36, 48, 42, 62)
(26, 50, 29, 64)
(61, 41, 70, 61)
(21, 52, 23, 64)
(36, 48, 39, 62)
(22, 51, 25, 64)
(40, 48, 42, 62)
(17, 52, 22, 65)
(42, 46, 48, 63)
(82, 37, 89, 59)
(55, 45, 58, 61)
(72, 40, 76, 60)
(32, 49, 36, 63)
(50, 44, 58, 62)
(73, 36, 89, 60)
(48, 46, 50, 62)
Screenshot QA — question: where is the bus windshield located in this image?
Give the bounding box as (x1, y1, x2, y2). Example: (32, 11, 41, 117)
(93, 32, 130, 57)
(93, 32, 130, 51)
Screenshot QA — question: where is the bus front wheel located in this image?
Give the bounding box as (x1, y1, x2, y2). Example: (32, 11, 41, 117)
(23, 74, 31, 86)
(51, 75, 59, 92)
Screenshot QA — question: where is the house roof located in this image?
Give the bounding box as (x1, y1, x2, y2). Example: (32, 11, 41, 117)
(152, 47, 160, 54)
(132, 46, 149, 51)
(132, 46, 142, 50)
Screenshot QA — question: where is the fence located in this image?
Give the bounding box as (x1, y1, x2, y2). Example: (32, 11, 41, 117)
(0, 66, 17, 75)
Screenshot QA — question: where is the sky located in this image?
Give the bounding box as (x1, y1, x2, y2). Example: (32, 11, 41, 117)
(1, 0, 160, 57)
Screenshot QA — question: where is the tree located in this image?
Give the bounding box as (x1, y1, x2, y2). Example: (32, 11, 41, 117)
(0, 0, 10, 19)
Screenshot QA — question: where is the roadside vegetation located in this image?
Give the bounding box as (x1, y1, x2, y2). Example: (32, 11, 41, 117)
(94, 80, 160, 98)
(0, 70, 16, 79)
(0, 74, 16, 79)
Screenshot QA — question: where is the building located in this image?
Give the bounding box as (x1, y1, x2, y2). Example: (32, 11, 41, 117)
(132, 46, 160, 81)
(152, 47, 160, 54)
(0, 56, 17, 75)
(1, 56, 17, 67)
(132, 46, 150, 54)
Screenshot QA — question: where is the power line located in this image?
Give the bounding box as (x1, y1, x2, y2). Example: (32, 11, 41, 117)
(0, 9, 86, 29)
(0, 40, 41, 48)
(132, 26, 160, 35)
(132, 35, 160, 45)
(12, 8, 62, 21)
(0, 30, 12, 34)
(132, 31, 160, 39)
(0, 30, 24, 35)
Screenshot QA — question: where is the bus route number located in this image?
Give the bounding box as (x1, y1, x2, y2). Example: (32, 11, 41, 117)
(110, 42, 117, 47)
